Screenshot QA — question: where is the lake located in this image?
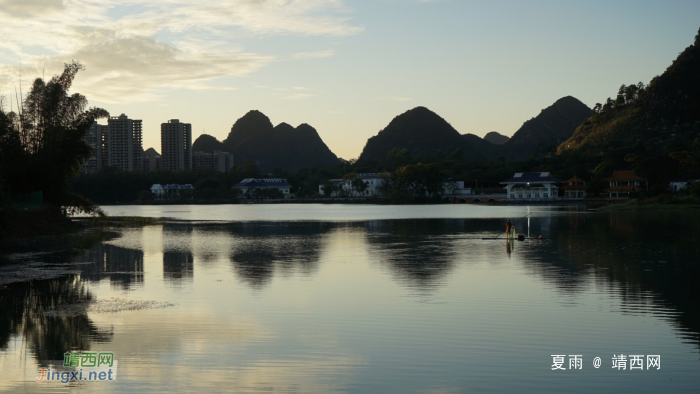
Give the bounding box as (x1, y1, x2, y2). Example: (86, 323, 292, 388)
(1, 204, 699, 393)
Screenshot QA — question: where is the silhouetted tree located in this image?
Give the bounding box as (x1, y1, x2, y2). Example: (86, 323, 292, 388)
(0, 62, 107, 214)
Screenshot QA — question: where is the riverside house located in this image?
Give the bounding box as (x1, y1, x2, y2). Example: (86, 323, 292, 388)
(562, 176, 586, 199)
(500, 172, 562, 200)
(318, 173, 391, 197)
(150, 184, 194, 200)
(605, 171, 645, 198)
(233, 178, 292, 198)
(318, 175, 472, 198)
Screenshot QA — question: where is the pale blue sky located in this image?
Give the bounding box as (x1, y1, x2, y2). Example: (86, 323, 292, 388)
(1, 0, 699, 159)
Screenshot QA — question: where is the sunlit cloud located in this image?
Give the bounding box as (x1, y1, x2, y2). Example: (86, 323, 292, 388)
(293, 49, 336, 59)
(0, 0, 362, 102)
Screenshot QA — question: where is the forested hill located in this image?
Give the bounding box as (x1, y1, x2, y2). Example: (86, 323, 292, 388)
(192, 110, 339, 172)
(192, 134, 224, 153)
(357, 98, 590, 164)
(559, 28, 700, 157)
(357, 106, 500, 163)
(483, 132, 509, 145)
(501, 96, 591, 160)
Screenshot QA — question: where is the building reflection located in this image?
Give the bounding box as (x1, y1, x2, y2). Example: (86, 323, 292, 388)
(163, 252, 194, 283)
(162, 223, 195, 284)
(76, 244, 144, 289)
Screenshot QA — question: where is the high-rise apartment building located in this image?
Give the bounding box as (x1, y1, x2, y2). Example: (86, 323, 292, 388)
(193, 151, 234, 173)
(79, 122, 108, 174)
(107, 114, 143, 171)
(161, 119, 192, 171)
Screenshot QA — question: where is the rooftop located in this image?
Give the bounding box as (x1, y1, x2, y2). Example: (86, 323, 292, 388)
(605, 171, 644, 181)
(566, 176, 585, 183)
(151, 184, 194, 190)
(357, 173, 391, 180)
(500, 172, 562, 184)
(233, 178, 292, 188)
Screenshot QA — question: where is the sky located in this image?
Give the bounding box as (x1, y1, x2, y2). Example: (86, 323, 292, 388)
(1, 0, 699, 160)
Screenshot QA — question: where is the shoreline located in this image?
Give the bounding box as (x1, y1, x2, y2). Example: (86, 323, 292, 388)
(600, 203, 700, 211)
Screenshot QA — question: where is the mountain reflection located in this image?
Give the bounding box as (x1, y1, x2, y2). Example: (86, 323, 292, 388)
(18, 214, 697, 355)
(518, 212, 700, 350)
(0, 275, 113, 365)
(363, 220, 468, 289)
(228, 222, 331, 288)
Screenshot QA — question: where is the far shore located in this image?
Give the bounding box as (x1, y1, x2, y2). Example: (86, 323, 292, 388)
(600, 203, 700, 211)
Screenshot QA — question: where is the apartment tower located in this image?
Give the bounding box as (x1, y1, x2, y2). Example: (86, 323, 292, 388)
(161, 119, 192, 171)
(79, 121, 108, 174)
(107, 114, 143, 171)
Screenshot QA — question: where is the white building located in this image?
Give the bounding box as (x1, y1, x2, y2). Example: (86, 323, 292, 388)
(669, 179, 697, 193)
(319, 174, 471, 198)
(319, 173, 391, 197)
(107, 114, 143, 171)
(442, 181, 472, 196)
(150, 184, 194, 200)
(233, 178, 292, 198)
(500, 172, 562, 200)
(161, 119, 192, 171)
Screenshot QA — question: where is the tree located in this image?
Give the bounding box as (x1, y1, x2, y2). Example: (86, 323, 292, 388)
(321, 181, 335, 197)
(0, 62, 108, 215)
(379, 171, 392, 197)
(603, 97, 614, 112)
(342, 173, 358, 196)
(352, 177, 369, 196)
(449, 147, 463, 161)
(435, 149, 445, 161)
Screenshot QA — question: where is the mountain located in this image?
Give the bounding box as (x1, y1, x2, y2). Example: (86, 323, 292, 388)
(501, 96, 591, 160)
(220, 110, 340, 172)
(558, 28, 700, 157)
(357, 106, 499, 163)
(143, 147, 160, 157)
(192, 134, 225, 153)
(483, 131, 509, 145)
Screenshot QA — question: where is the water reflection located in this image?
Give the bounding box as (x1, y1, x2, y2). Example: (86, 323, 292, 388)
(162, 252, 193, 284)
(0, 276, 113, 365)
(518, 212, 700, 350)
(227, 222, 330, 288)
(363, 220, 464, 289)
(4, 210, 700, 385)
(76, 244, 144, 289)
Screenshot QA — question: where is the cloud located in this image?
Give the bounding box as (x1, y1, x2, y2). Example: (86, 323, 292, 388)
(1, 31, 272, 102)
(0, 0, 362, 102)
(292, 49, 336, 59)
(0, 0, 66, 18)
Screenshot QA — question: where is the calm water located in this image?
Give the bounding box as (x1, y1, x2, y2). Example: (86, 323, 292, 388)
(2, 205, 699, 393)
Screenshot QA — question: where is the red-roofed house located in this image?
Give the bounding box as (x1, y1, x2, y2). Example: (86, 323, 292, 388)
(562, 176, 586, 199)
(605, 171, 645, 198)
